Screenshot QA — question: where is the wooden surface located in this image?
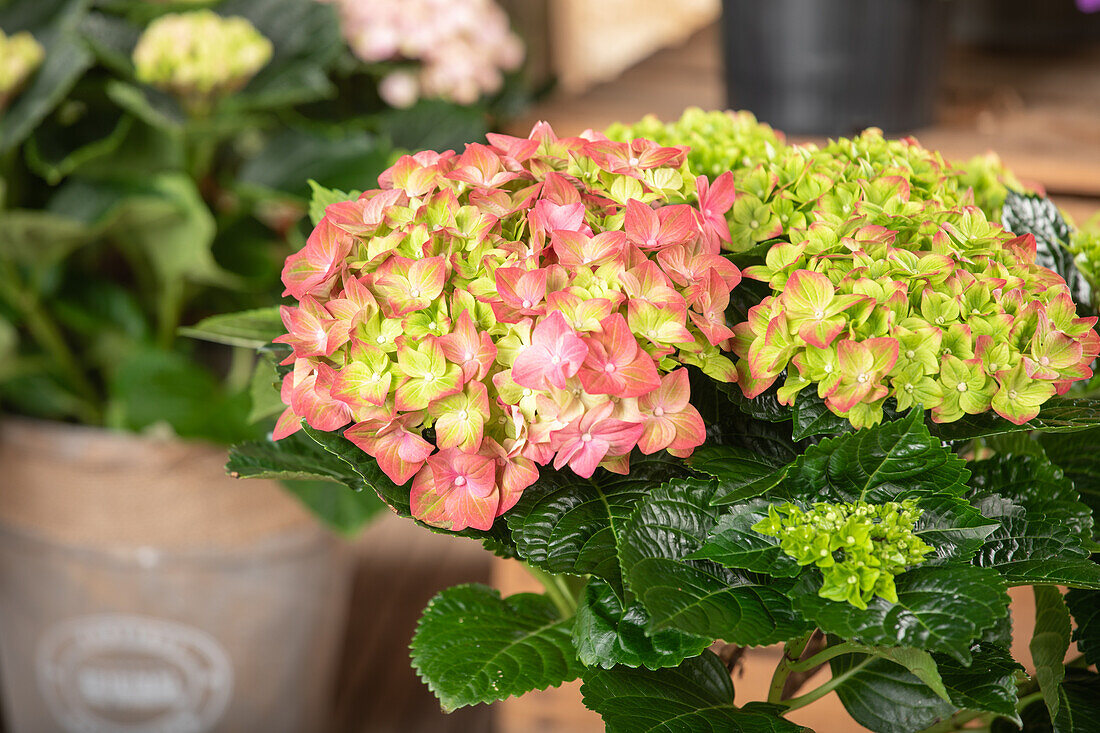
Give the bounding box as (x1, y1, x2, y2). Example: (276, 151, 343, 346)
(510, 23, 1100, 209)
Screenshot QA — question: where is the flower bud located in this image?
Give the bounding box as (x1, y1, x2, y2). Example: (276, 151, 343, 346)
(0, 29, 45, 112)
(132, 10, 272, 113)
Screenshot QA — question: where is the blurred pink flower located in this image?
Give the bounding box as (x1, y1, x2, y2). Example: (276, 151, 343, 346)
(327, 0, 525, 106)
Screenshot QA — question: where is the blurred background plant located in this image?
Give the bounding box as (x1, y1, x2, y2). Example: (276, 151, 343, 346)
(0, 0, 531, 532)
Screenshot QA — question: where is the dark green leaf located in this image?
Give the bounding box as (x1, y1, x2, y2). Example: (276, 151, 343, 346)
(687, 444, 785, 504)
(687, 499, 802, 577)
(247, 353, 284, 423)
(935, 643, 1023, 724)
(179, 307, 283, 349)
(716, 379, 792, 424)
(618, 477, 811, 646)
(219, 0, 342, 110)
(572, 577, 710, 671)
(995, 670, 1100, 733)
(505, 452, 689, 598)
(0, 0, 94, 154)
(792, 564, 1009, 663)
(1002, 191, 1092, 311)
(237, 126, 391, 199)
(913, 494, 1000, 565)
(228, 430, 366, 485)
(829, 652, 955, 733)
(1066, 589, 1100, 666)
(377, 98, 487, 152)
(1041, 427, 1100, 526)
(580, 651, 802, 733)
(830, 642, 1022, 733)
(279, 477, 384, 535)
(410, 584, 583, 712)
(1031, 586, 1072, 723)
(967, 455, 1098, 587)
(778, 410, 970, 505)
(791, 392, 852, 440)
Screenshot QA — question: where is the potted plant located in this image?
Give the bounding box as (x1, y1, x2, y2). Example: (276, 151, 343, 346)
(0, 0, 528, 729)
(221, 107, 1100, 732)
(720, 0, 951, 136)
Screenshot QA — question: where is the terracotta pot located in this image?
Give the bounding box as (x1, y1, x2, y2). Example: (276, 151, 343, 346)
(0, 418, 352, 733)
(492, 557, 1044, 733)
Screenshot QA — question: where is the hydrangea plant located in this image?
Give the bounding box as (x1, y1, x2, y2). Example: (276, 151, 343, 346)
(222, 111, 1100, 732)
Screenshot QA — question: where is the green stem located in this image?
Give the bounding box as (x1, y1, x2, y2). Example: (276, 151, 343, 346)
(767, 632, 815, 704)
(157, 278, 185, 349)
(788, 641, 859, 672)
(915, 710, 988, 733)
(782, 656, 873, 711)
(1016, 691, 1043, 712)
(0, 262, 101, 422)
(225, 346, 254, 393)
(523, 563, 578, 619)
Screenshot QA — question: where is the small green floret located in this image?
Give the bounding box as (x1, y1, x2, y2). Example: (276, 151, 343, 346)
(752, 499, 933, 610)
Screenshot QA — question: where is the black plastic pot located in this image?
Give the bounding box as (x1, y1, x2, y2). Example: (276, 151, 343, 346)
(720, 0, 950, 137)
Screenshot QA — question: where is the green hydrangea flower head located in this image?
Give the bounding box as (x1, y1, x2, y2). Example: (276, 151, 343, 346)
(607, 110, 1100, 430)
(0, 29, 45, 113)
(752, 499, 933, 610)
(133, 10, 272, 114)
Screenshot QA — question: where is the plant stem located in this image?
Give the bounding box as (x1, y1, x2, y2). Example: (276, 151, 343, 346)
(782, 656, 873, 711)
(767, 632, 815, 704)
(0, 261, 101, 421)
(915, 709, 988, 733)
(788, 641, 859, 672)
(523, 563, 578, 619)
(1016, 690, 1043, 712)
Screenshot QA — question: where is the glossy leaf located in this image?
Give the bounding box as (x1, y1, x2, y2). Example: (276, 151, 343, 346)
(831, 642, 1021, 733)
(687, 499, 802, 577)
(572, 577, 710, 671)
(778, 410, 970, 505)
(1065, 589, 1100, 666)
(1041, 427, 1100, 524)
(967, 455, 1099, 587)
(580, 651, 802, 733)
(618, 478, 811, 646)
(506, 452, 689, 598)
(1031, 586, 1072, 723)
(410, 584, 583, 712)
(995, 670, 1100, 733)
(687, 444, 786, 504)
(791, 564, 1010, 663)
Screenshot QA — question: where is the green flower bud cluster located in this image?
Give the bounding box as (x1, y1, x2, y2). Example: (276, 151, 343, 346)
(606, 109, 1100, 429)
(0, 29, 45, 112)
(133, 10, 272, 113)
(753, 499, 933, 610)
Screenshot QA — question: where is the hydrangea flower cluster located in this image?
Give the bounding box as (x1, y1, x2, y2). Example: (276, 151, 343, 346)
(133, 10, 272, 113)
(610, 110, 1099, 428)
(273, 123, 745, 531)
(327, 0, 524, 108)
(753, 499, 932, 610)
(0, 29, 44, 112)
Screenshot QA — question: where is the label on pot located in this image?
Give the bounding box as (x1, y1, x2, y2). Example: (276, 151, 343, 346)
(36, 614, 233, 733)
